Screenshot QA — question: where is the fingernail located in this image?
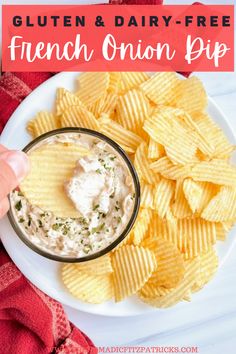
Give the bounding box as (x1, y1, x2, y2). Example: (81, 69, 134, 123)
(1, 151, 30, 182)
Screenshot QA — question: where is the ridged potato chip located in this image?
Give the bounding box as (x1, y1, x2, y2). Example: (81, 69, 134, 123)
(119, 72, 149, 93)
(216, 222, 234, 241)
(76, 72, 109, 106)
(139, 283, 171, 299)
(171, 180, 192, 219)
(117, 89, 150, 136)
(183, 179, 219, 214)
(190, 159, 236, 187)
(132, 208, 152, 246)
(139, 258, 200, 308)
(56, 89, 84, 116)
(143, 109, 197, 165)
(140, 72, 180, 105)
(108, 72, 121, 93)
(192, 248, 218, 292)
(61, 105, 100, 131)
(143, 238, 185, 288)
(20, 143, 89, 217)
(201, 186, 236, 222)
(178, 218, 216, 259)
(75, 254, 113, 275)
(99, 115, 143, 152)
(148, 139, 165, 160)
(134, 142, 159, 185)
(112, 245, 157, 302)
(150, 156, 191, 180)
(62, 264, 113, 303)
(154, 178, 175, 218)
(191, 112, 234, 159)
(27, 112, 60, 138)
(173, 76, 207, 114)
(140, 183, 154, 210)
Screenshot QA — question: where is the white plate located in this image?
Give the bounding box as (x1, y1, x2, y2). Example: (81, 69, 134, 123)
(0, 72, 235, 316)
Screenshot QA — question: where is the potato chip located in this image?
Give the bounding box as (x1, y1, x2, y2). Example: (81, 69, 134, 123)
(201, 186, 236, 222)
(56, 89, 84, 116)
(148, 139, 165, 160)
(20, 143, 89, 217)
(132, 208, 152, 245)
(86, 95, 105, 118)
(27, 112, 60, 138)
(192, 248, 218, 292)
(117, 89, 150, 137)
(143, 109, 197, 165)
(183, 179, 219, 214)
(139, 283, 171, 299)
(134, 142, 159, 185)
(62, 264, 113, 303)
(216, 222, 234, 241)
(191, 112, 234, 159)
(108, 72, 121, 93)
(100, 92, 118, 116)
(150, 156, 191, 180)
(75, 254, 113, 275)
(61, 105, 100, 131)
(190, 159, 236, 187)
(154, 178, 175, 218)
(182, 111, 215, 156)
(139, 258, 200, 308)
(140, 72, 180, 105)
(119, 72, 149, 93)
(178, 217, 216, 259)
(173, 76, 207, 114)
(99, 115, 143, 152)
(56, 87, 66, 103)
(144, 238, 185, 288)
(112, 245, 157, 301)
(77, 72, 109, 106)
(171, 180, 192, 219)
(140, 183, 154, 210)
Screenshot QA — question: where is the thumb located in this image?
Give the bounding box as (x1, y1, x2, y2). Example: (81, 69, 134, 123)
(0, 150, 30, 200)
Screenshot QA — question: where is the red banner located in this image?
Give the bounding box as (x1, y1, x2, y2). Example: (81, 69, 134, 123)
(2, 5, 234, 72)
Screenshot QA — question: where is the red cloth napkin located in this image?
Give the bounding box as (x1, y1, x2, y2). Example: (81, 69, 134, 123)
(0, 246, 98, 354)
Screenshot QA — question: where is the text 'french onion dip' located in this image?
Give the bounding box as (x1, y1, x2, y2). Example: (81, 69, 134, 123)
(11, 133, 137, 258)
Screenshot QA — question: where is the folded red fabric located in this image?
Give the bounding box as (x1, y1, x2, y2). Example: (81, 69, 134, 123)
(0, 244, 98, 354)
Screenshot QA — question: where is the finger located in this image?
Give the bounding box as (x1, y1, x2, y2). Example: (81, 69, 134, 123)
(0, 197, 9, 218)
(0, 151, 30, 200)
(0, 145, 8, 153)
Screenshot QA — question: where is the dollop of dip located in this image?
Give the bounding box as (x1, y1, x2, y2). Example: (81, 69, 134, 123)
(10, 133, 136, 258)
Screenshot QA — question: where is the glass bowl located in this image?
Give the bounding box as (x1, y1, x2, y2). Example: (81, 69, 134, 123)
(8, 127, 140, 263)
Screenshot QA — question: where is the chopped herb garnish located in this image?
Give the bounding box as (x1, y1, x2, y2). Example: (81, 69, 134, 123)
(17, 191, 24, 197)
(109, 193, 114, 199)
(93, 204, 99, 211)
(96, 169, 102, 174)
(109, 156, 116, 161)
(78, 217, 87, 224)
(28, 217, 32, 227)
(52, 223, 60, 231)
(117, 216, 122, 224)
(98, 158, 104, 163)
(40, 213, 46, 217)
(38, 219, 43, 228)
(19, 217, 25, 223)
(91, 223, 105, 234)
(115, 206, 120, 211)
(15, 200, 22, 211)
(106, 229, 109, 232)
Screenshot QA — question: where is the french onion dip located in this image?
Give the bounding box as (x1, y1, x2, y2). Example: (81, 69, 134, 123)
(10, 133, 137, 258)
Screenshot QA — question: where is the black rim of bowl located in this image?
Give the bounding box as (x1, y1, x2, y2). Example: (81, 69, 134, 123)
(8, 127, 141, 263)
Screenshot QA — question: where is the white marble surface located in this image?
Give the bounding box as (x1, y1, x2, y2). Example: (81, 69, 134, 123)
(62, 71, 236, 353)
(1, 0, 236, 352)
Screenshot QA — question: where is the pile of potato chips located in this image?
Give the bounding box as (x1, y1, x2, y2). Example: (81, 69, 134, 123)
(27, 72, 236, 307)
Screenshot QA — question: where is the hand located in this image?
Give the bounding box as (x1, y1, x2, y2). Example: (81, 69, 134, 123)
(0, 145, 29, 218)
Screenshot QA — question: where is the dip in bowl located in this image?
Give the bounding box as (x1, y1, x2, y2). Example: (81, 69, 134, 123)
(8, 128, 140, 262)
